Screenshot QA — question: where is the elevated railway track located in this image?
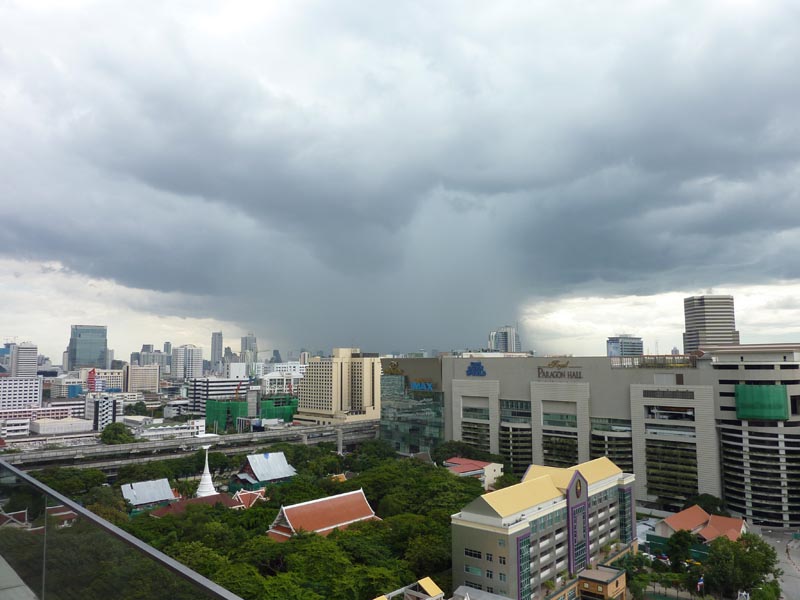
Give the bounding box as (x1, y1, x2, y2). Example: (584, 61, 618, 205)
(3, 421, 379, 474)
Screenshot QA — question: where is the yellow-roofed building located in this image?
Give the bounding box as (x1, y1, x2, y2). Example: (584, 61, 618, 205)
(451, 457, 635, 600)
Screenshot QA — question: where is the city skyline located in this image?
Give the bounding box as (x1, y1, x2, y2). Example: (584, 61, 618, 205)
(3, 3, 800, 362)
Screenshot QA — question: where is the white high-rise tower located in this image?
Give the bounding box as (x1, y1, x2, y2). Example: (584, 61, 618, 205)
(11, 342, 38, 378)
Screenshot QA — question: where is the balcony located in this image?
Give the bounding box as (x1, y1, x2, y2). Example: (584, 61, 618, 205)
(0, 460, 241, 600)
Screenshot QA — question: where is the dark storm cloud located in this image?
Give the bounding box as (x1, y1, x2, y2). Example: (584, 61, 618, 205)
(2, 1, 800, 352)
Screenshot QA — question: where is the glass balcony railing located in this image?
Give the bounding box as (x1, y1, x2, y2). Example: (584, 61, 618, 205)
(0, 460, 243, 600)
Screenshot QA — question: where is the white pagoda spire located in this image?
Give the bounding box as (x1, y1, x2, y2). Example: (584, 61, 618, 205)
(195, 445, 217, 498)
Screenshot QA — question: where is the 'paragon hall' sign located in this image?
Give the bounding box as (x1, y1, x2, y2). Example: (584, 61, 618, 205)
(537, 360, 583, 380)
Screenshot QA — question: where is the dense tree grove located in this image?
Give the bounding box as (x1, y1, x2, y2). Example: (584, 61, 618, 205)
(28, 440, 484, 600)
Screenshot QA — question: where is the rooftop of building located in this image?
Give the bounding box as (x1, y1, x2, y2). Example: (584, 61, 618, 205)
(579, 566, 624, 584)
(121, 478, 179, 507)
(460, 457, 626, 520)
(661, 505, 746, 543)
(443, 457, 494, 474)
(268, 488, 379, 541)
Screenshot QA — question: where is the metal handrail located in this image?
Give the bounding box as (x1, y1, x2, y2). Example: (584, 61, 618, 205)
(0, 459, 244, 600)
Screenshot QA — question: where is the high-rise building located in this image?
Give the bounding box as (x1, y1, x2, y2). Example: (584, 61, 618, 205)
(10, 342, 38, 377)
(163, 341, 172, 354)
(188, 377, 249, 415)
(606, 334, 644, 357)
(124, 364, 160, 393)
(211, 332, 223, 374)
(171, 345, 203, 380)
(683, 295, 740, 353)
(0, 376, 43, 410)
(241, 333, 258, 357)
(67, 325, 108, 371)
(84, 393, 121, 431)
(296, 348, 381, 425)
(488, 325, 522, 353)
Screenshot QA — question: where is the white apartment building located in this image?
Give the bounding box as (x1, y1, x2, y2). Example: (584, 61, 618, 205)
(0, 377, 43, 410)
(84, 394, 122, 430)
(225, 362, 249, 379)
(187, 377, 247, 415)
(79, 368, 124, 391)
(11, 342, 38, 378)
(172, 345, 203, 380)
(296, 348, 381, 425)
(270, 361, 308, 376)
(124, 364, 160, 393)
(261, 371, 303, 395)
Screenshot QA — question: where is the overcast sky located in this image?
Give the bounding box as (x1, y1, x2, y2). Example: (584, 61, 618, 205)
(3, 1, 800, 361)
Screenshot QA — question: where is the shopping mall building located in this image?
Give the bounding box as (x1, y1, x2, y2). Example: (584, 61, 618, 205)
(431, 344, 800, 528)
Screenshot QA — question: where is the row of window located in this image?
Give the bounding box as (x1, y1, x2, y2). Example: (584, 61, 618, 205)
(464, 565, 507, 581)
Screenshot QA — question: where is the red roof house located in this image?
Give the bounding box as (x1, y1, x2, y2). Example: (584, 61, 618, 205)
(267, 489, 379, 542)
(150, 493, 243, 518)
(654, 505, 747, 543)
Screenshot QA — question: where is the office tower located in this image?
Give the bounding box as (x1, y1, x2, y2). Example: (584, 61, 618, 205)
(271, 349, 282, 363)
(211, 332, 223, 374)
(296, 348, 381, 425)
(241, 333, 258, 357)
(130, 352, 141, 366)
(0, 376, 43, 409)
(299, 351, 310, 365)
(141, 344, 154, 353)
(606, 334, 644, 357)
(488, 325, 522, 352)
(683, 295, 740, 353)
(163, 341, 172, 354)
(10, 342, 38, 377)
(124, 364, 160, 393)
(171, 344, 203, 380)
(66, 325, 108, 371)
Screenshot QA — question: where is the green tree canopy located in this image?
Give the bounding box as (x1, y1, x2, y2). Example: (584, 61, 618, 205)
(682, 493, 730, 517)
(665, 529, 694, 571)
(100, 422, 137, 445)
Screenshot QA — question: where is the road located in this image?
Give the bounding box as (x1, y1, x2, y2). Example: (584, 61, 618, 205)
(760, 529, 800, 600)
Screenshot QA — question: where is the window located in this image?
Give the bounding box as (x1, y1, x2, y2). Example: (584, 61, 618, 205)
(465, 548, 482, 559)
(486, 570, 493, 579)
(487, 588, 493, 594)
(499, 573, 506, 582)
(498, 539, 506, 547)
(486, 553, 493, 562)
(465, 582, 482, 590)
(598, 586, 603, 592)
(465, 565, 482, 576)
(499, 556, 506, 565)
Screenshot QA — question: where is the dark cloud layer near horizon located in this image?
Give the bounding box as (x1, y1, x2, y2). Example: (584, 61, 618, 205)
(2, 1, 800, 354)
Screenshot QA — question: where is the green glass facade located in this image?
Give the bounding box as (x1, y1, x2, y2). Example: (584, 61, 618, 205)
(67, 325, 108, 370)
(205, 400, 249, 432)
(735, 384, 789, 420)
(259, 395, 298, 422)
(380, 374, 444, 455)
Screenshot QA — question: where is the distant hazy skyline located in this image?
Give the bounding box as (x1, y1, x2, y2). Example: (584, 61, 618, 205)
(3, 2, 800, 361)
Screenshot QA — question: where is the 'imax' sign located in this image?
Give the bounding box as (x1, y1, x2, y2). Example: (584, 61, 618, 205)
(410, 381, 434, 392)
(466, 362, 487, 377)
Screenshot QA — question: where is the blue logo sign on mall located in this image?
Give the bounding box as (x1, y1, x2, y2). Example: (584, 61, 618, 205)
(410, 381, 434, 392)
(466, 361, 486, 376)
